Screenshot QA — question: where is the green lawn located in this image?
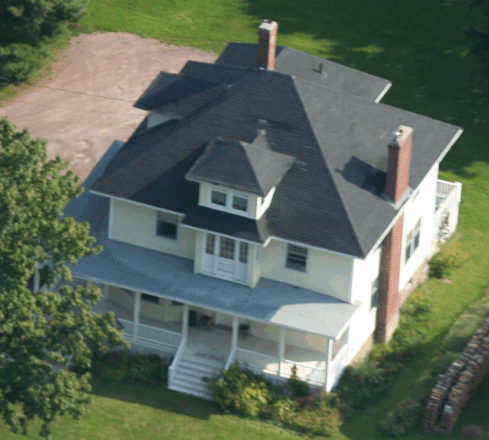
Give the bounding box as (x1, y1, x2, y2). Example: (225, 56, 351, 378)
(1, 0, 489, 438)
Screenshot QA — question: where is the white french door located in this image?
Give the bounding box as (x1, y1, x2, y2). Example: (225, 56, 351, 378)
(202, 233, 249, 284)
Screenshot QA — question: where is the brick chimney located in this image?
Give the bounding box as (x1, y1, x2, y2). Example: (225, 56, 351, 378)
(376, 213, 404, 343)
(257, 19, 278, 70)
(376, 125, 414, 343)
(385, 126, 413, 203)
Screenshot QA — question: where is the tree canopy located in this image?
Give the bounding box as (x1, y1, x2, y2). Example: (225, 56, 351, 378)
(0, 116, 128, 439)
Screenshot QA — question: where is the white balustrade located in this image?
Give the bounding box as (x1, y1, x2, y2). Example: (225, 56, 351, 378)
(235, 348, 279, 375)
(169, 336, 187, 387)
(136, 323, 181, 348)
(281, 359, 326, 385)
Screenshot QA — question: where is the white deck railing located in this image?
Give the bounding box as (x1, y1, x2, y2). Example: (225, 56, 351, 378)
(281, 359, 326, 385)
(235, 348, 279, 375)
(136, 323, 181, 348)
(431, 180, 462, 257)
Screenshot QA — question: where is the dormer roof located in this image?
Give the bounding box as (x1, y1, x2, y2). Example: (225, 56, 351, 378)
(185, 133, 295, 197)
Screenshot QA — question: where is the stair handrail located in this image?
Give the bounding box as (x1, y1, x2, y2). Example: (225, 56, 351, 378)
(224, 346, 236, 371)
(169, 334, 187, 387)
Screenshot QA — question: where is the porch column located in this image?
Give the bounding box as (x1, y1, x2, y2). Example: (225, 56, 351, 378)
(278, 327, 285, 377)
(33, 267, 40, 292)
(104, 284, 109, 300)
(231, 316, 239, 350)
(182, 304, 189, 343)
(133, 292, 141, 339)
(325, 338, 333, 391)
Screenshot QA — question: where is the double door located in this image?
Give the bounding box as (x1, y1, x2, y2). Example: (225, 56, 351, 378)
(202, 233, 249, 284)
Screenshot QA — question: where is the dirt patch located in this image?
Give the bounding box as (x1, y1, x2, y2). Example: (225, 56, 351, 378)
(0, 32, 218, 184)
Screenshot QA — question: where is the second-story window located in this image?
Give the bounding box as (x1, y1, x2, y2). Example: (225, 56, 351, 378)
(286, 244, 308, 272)
(156, 211, 178, 240)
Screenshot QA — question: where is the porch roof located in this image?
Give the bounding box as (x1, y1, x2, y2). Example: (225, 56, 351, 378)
(61, 140, 358, 340)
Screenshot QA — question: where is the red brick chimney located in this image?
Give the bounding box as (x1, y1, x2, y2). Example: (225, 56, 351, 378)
(376, 125, 414, 343)
(257, 19, 278, 70)
(385, 126, 413, 203)
(376, 213, 404, 343)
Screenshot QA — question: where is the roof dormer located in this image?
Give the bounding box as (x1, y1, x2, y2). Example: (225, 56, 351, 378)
(185, 130, 295, 219)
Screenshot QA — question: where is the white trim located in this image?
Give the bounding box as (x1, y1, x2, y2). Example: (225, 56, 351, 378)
(90, 190, 185, 217)
(108, 197, 114, 240)
(72, 273, 346, 339)
(278, 327, 285, 376)
(435, 129, 463, 165)
(231, 316, 239, 350)
(347, 258, 355, 303)
(375, 82, 392, 103)
(207, 185, 252, 218)
(182, 304, 189, 341)
(263, 235, 356, 260)
(180, 223, 261, 246)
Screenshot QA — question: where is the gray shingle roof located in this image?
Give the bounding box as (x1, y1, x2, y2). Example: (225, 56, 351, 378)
(181, 206, 269, 243)
(90, 43, 461, 258)
(185, 135, 295, 196)
(215, 43, 392, 102)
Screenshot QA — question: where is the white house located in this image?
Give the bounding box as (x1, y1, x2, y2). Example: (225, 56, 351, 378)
(34, 19, 463, 400)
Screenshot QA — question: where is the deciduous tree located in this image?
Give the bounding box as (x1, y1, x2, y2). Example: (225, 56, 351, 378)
(0, 116, 128, 439)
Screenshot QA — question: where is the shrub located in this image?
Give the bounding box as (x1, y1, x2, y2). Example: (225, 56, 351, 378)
(0, 43, 50, 83)
(335, 358, 390, 412)
(127, 352, 166, 384)
(380, 397, 423, 436)
(429, 253, 456, 278)
(208, 364, 273, 416)
(290, 403, 342, 436)
(98, 362, 128, 382)
(260, 395, 298, 424)
(286, 365, 309, 399)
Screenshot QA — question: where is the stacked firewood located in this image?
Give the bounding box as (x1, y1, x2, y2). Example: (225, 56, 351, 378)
(424, 317, 489, 434)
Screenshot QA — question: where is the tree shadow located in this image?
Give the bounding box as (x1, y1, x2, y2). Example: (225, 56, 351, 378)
(237, 0, 488, 180)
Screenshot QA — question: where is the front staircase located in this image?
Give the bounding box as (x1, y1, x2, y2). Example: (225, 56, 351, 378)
(168, 352, 225, 401)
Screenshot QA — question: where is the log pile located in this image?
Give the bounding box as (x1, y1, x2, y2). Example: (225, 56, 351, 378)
(425, 317, 489, 434)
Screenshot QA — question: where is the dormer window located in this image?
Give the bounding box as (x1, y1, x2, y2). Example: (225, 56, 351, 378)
(211, 190, 227, 206)
(209, 186, 250, 214)
(233, 195, 248, 212)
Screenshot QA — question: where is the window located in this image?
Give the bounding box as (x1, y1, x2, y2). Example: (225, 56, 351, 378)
(156, 211, 178, 240)
(211, 190, 227, 206)
(332, 328, 349, 359)
(371, 276, 380, 310)
(209, 186, 249, 213)
(219, 237, 235, 259)
(239, 242, 249, 263)
(286, 244, 308, 272)
(405, 219, 421, 263)
(142, 293, 159, 303)
(233, 195, 248, 212)
(205, 233, 216, 254)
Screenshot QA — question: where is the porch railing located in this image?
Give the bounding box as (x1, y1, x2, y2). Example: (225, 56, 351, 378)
(169, 335, 187, 387)
(224, 347, 236, 371)
(136, 323, 181, 349)
(118, 318, 134, 337)
(235, 348, 279, 375)
(281, 359, 326, 385)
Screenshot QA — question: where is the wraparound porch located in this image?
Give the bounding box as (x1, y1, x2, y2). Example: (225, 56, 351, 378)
(44, 275, 350, 390)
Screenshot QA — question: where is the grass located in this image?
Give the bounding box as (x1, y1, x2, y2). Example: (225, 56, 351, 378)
(1, 0, 489, 438)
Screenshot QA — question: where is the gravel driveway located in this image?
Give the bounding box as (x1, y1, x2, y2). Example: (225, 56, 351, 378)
(0, 32, 218, 184)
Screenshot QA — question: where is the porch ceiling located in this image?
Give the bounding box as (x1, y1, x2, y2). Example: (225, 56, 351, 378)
(59, 140, 358, 340)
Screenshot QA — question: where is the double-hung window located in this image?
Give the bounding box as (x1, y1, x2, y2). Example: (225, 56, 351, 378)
(156, 211, 178, 240)
(405, 219, 421, 263)
(286, 244, 308, 272)
(210, 187, 249, 214)
(371, 275, 380, 310)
